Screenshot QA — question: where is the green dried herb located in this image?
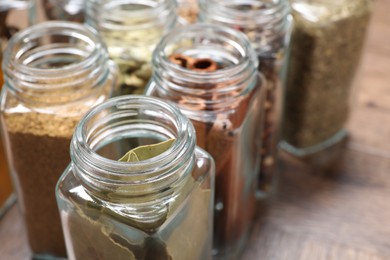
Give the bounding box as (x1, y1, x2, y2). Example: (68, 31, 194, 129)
(284, 0, 371, 148)
(119, 139, 175, 162)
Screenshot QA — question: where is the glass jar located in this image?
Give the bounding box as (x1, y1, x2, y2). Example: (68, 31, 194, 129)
(199, 0, 292, 194)
(177, 0, 198, 25)
(85, 0, 177, 96)
(29, 0, 85, 24)
(146, 23, 264, 259)
(0, 0, 29, 48)
(56, 95, 215, 260)
(281, 0, 372, 168)
(0, 21, 116, 258)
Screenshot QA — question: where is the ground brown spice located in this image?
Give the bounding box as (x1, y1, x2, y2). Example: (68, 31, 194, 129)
(7, 132, 69, 256)
(0, 139, 12, 213)
(2, 112, 80, 257)
(0, 55, 13, 211)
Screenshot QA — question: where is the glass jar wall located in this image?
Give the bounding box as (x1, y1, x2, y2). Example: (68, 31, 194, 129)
(85, 0, 177, 95)
(281, 0, 372, 169)
(0, 21, 116, 258)
(146, 24, 264, 259)
(199, 0, 292, 194)
(56, 95, 215, 260)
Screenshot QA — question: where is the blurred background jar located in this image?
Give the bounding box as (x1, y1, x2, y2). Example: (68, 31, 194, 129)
(30, 0, 84, 24)
(0, 21, 116, 258)
(56, 95, 215, 260)
(281, 0, 372, 169)
(85, 0, 177, 96)
(0, 0, 29, 48)
(0, 0, 84, 47)
(0, 46, 14, 219)
(199, 0, 292, 195)
(0, 0, 29, 218)
(146, 24, 264, 259)
(177, 0, 198, 25)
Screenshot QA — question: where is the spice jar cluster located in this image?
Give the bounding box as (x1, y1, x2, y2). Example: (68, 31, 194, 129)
(0, 0, 372, 259)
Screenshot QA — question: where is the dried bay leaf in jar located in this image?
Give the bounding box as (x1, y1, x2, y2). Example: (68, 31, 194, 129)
(85, 0, 178, 96)
(199, 0, 292, 195)
(0, 21, 116, 258)
(56, 95, 215, 260)
(146, 24, 265, 259)
(281, 0, 372, 169)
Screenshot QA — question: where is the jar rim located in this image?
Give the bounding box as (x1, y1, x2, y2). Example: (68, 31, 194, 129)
(3, 21, 103, 77)
(199, 0, 290, 26)
(72, 95, 196, 191)
(153, 23, 258, 82)
(2, 21, 113, 105)
(151, 23, 261, 111)
(87, 0, 178, 31)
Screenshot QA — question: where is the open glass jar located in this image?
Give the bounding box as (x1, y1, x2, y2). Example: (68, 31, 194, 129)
(146, 23, 264, 259)
(85, 0, 177, 95)
(56, 95, 215, 260)
(199, 0, 292, 194)
(0, 21, 116, 258)
(281, 0, 372, 169)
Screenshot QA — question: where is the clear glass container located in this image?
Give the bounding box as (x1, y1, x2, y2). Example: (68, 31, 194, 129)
(146, 23, 265, 259)
(0, 21, 116, 258)
(281, 0, 372, 169)
(56, 95, 215, 260)
(199, 0, 292, 194)
(0, 0, 29, 48)
(177, 0, 198, 25)
(29, 0, 85, 24)
(85, 0, 177, 95)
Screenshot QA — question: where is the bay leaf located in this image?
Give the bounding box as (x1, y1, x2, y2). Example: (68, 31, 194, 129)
(119, 139, 175, 162)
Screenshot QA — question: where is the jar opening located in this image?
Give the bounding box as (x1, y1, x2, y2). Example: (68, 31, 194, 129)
(4, 21, 100, 76)
(2, 21, 112, 104)
(151, 23, 261, 112)
(154, 23, 258, 82)
(199, 0, 290, 25)
(90, 0, 177, 30)
(71, 95, 196, 195)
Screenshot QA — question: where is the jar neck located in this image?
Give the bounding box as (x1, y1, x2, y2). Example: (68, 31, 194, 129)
(71, 95, 196, 202)
(151, 23, 260, 113)
(2, 21, 113, 105)
(199, 0, 291, 54)
(85, 0, 177, 31)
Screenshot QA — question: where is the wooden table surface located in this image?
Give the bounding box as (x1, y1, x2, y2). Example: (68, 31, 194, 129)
(1, 0, 389, 259)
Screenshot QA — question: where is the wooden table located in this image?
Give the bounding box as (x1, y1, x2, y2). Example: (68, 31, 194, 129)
(1, 0, 389, 259)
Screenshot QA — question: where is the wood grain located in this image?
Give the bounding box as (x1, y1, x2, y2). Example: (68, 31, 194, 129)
(1, 0, 390, 259)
